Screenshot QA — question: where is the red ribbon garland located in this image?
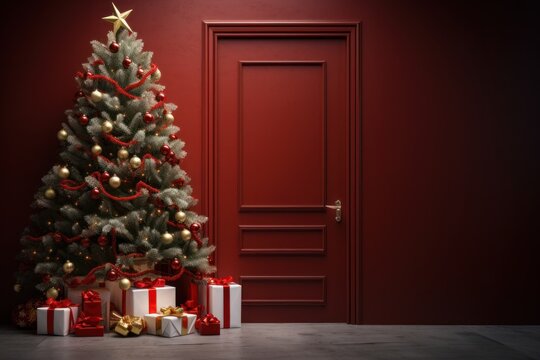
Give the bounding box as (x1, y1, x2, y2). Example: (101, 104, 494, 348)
(26, 233, 82, 244)
(150, 100, 165, 111)
(103, 133, 138, 147)
(68, 275, 97, 288)
(79, 63, 158, 100)
(125, 63, 158, 91)
(59, 180, 87, 191)
(88, 74, 139, 99)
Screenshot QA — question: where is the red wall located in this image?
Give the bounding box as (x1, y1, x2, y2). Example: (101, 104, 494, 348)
(1, 0, 538, 324)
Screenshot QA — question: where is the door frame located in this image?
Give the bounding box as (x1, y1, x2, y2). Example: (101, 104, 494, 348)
(202, 21, 361, 324)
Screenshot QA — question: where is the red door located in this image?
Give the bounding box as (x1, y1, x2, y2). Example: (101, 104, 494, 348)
(204, 23, 359, 322)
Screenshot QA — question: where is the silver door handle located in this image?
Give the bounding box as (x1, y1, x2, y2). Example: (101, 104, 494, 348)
(325, 200, 342, 222)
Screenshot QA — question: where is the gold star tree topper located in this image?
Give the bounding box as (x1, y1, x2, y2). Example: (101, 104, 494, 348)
(103, 3, 133, 35)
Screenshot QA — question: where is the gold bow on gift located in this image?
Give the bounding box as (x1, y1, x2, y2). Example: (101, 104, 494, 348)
(111, 310, 145, 336)
(160, 306, 183, 317)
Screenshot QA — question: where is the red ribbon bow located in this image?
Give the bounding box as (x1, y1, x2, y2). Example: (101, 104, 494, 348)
(208, 276, 234, 285)
(201, 313, 220, 325)
(75, 313, 102, 328)
(133, 277, 166, 289)
(181, 300, 202, 315)
(82, 289, 101, 302)
(46, 298, 75, 309)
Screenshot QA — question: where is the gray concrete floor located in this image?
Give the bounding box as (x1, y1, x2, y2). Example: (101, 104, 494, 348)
(1, 324, 539, 360)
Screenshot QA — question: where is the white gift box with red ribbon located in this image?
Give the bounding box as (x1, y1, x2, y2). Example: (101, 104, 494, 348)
(37, 301, 79, 336)
(105, 278, 175, 317)
(199, 276, 241, 328)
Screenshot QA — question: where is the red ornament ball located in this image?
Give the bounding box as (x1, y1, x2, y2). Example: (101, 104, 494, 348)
(106, 269, 118, 281)
(122, 57, 132, 69)
(84, 71, 93, 79)
(173, 178, 185, 187)
(109, 42, 120, 53)
(160, 144, 171, 155)
(97, 235, 108, 247)
(190, 223, 201, 233)
(75, 90, 85, 98)
(169, 134, 178, 140)
(171, 258, 181, 270)
(79, 114, 89, 125)
(143, 112, 154, 124)
(90, 187, 100, 199)
(81, 238, 90, 248)
(155, 92, 166, 101)
(136, 67, 144, 78)
(53, 233, 63, 243)
(101, 171, 111, 182)
(42, 274, 51, 283)
(165, 151, 175, 161)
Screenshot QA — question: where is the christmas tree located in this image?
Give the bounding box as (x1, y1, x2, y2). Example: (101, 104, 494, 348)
(15, 4, 215, 301)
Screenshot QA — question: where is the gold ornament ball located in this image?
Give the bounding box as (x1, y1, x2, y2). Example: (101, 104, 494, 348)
(57, 129, 68, 141)
(13, 284, 21, 293)
(102, 120, 114, 133)
(129, 155, 142, 169)
(91, 144, 103, 155)
(118, 147, 129, 160)
(58, 166, 70, 179)
(164, 113, 174, 124)
(46, 287, 59, 299)
(63, 260, 75, 274)
(175, 211, 187, 223)
(153, 68, 161, 81)
(91, 89, 103, 102)
(161, 232, 174, 245)
(181, 229, 192, 241)
(44, 188, 56, 200)
(119, 278, 131, 290)
(109, 174, 121, 188)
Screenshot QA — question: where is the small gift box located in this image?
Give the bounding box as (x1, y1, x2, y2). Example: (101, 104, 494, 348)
(199, 276, 242, 328)
(112, 314, 146, 336)
(74, 312, 104, 337)
(37, 299, 79, 336)
(106, 278, 175, 317)
(145, 306, 196, 337)
(67, 287, 110, 329)
(196, 313, 220, 335)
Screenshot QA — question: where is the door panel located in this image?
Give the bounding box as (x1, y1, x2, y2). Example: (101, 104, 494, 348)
(205, 23, 359, 322)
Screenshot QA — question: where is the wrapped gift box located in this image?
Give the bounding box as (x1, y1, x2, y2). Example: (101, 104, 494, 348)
(196, 314, 220, 335)
(74, 313, 104, 337)
(106, 278, 175, 317)
(67, 287, 110, 329)
(199, 277, 241, 328)
(37, 302, 79, 336)
(145, 312, 196, 337)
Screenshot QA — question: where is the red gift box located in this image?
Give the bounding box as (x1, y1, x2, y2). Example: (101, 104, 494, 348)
(74, 313, 104, 337)
(82, 290, 102, 318)
(196, 313, 220, 335)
